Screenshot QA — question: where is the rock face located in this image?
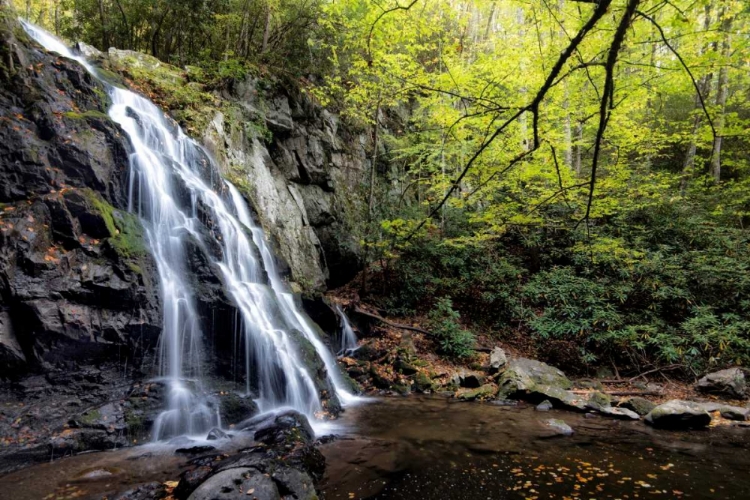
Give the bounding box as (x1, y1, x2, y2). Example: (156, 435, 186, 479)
(645, 400, 712, 429)
(696, 367, 747, 400)
(198, 76, 368, 291)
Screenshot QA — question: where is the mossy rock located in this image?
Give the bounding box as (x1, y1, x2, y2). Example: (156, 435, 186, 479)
(585, 391, 612, 411)
(457, 384, 497, 401)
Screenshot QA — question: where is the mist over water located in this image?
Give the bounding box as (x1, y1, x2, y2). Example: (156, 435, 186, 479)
(21, 21, 358, 440)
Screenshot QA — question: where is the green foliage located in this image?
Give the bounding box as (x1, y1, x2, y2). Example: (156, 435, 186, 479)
(427, 297, 476, 359)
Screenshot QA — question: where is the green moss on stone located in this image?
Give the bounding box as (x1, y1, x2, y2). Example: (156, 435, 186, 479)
(81, 189, 147, 260)
(63, 110, 110, 121)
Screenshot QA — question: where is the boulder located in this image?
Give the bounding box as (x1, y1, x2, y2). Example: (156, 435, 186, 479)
(243, 410, 314, 447)
(488, 347, 507, 374)
(187, 468, 280, 500)
(696, 368, 747, 400)
(218, 393, 259, 427)
(645, 400, 712, 429)
(497, 358, 572, 397)
(619, 396, 656, 416)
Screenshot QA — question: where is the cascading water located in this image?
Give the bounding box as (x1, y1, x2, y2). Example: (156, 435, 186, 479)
(21, 21, 358, 438)
(335, 306, 359, 356)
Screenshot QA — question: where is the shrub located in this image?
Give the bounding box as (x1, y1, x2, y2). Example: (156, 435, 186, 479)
(428, 297, 476, 358)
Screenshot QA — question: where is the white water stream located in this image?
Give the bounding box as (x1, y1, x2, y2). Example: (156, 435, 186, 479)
(21, 21, 359, 439)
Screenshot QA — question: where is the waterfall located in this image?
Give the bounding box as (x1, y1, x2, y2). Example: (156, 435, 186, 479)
(335, 306, 359, 356)
(21, 21, 358, 438)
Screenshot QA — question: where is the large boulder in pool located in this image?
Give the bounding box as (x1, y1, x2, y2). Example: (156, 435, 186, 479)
(497, 358, 582, 409)
(187, 468, 280, 500)
(240, 409, 314, 446)
(645, 400, 712, 429)
(696, 368, 747, 400)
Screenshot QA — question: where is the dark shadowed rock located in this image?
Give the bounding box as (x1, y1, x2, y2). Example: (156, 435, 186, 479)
(114, 481, 167, 500)
(249, 410, 314, 446)
(697, 368, 747, 400)
(544, 419, 574, 436)
(719, 406, 750, 421)
(645, 400, 712, 429)
(218, 393, 259, 427)
(271, 467, 317, 500)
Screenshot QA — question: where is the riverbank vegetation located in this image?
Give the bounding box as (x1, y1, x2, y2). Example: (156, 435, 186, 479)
(17, 0, 750, 376)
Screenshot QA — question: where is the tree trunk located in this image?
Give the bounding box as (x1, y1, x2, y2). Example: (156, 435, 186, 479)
(680, 5, 713, 191)
(261, 2, 272, 54)
(709, 14, 733, 183)
(98, 0, 108, 49)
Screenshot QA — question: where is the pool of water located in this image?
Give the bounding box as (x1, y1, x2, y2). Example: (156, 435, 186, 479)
(319, 396, 750, 500)
(1, 396, 748, 499)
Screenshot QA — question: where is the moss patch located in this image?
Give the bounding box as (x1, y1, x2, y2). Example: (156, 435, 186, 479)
(81, 189, 147, 261)
(63, 110, 110, 121)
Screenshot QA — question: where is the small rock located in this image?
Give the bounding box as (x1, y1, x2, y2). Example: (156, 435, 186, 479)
(585, 391, 612, 412)
(489, 347, 507, 374)
(544, 419, 574, 436)
(719, 406, 750, 421)
(206, 427, 229, 441)
(536, 400, 553, 412)
(645, 400, 712, 429)
(697, 367, 747, 400)
(599, 406, 640, 420)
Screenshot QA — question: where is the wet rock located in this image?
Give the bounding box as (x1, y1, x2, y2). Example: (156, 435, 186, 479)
(114, 481, 167, 500)
(544, 419, 574, 436)
(457, 384, 496, 401)
(245, 410, 314, 446)
(0, 311, 26, 376)
(645, 400, 712, 429)
(536, 400, 553, 412)
(271, 467, 317, 500)
(619, 396, 656, 416)
(719, 406, 750, 421)
(206, 428, 229, 441)
(174, 466, 213, 499)
(187, 468, 280, 500)
(696, 367, 747, 400)
(218, 393, 259, 427)
(175, 445, 216, 455)
(488, 347, 507, 374)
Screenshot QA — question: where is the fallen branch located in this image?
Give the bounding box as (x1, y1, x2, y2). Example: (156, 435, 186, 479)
(353, 307, 435, 337)
(571, 389, 662, 397)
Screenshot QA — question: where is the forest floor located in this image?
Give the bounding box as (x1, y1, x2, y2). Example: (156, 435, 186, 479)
(326, 282, 746, 423)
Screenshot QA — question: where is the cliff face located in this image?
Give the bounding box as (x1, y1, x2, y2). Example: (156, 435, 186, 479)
(0, 11, 164, 469)
(202, 77, 367, 292)
(104, 48, 368, 293)
(0, 9, 362, 470)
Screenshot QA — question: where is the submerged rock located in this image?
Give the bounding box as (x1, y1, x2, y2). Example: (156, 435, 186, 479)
(645, 400, 712, 429)
(696, 367, 747, 400)
(544, 418, 574, 436)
